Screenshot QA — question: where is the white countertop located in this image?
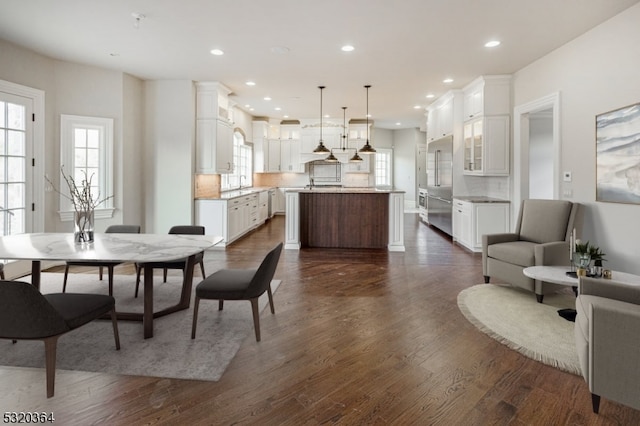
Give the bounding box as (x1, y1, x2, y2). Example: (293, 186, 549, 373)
(196, 187, 276, 200)
(453, 196, 510, 203)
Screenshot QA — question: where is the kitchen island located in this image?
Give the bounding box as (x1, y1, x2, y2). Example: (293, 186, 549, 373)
(285, 188, 405, 251)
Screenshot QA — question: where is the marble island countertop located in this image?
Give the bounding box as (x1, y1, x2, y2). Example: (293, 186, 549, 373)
(453, 196, 510, 203)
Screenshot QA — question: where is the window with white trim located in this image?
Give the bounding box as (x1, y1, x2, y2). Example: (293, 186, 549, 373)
(375, 148, 393, 188)
(221, 130, 253, 190)
(59, 115, 114, 220)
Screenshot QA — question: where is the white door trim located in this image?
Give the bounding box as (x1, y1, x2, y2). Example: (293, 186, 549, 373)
(0, 79, 45, 279)
(512, 92, 561, 227)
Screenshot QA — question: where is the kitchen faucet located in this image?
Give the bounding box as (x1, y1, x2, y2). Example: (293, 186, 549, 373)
(239, 175, 246, 189)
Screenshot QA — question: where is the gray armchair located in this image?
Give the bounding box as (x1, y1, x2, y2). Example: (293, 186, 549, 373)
(482, 199, 582, 303)
(575, 276, 640, 413)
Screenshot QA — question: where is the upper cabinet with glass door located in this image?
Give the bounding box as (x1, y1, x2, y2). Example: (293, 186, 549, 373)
(461, 76, 511, 176)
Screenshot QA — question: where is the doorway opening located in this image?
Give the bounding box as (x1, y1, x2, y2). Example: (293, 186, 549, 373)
(513, 92, 561, 225)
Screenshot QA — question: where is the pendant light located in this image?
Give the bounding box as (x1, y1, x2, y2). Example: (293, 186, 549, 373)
(346, 106, 363, 162)
(313, 85, 330, 154)
(359, 84, 376, 154)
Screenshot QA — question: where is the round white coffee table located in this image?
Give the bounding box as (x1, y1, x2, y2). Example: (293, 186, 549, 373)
(523, 265, 640, 288)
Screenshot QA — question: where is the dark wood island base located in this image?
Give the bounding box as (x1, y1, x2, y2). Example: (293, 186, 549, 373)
(299, 192, 389, 248)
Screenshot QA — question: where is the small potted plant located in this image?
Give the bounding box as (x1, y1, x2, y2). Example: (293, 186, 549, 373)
(588, 245, 606, 277)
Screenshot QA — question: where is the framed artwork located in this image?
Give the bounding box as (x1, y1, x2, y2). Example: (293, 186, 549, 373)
(596, 102, 640, 204)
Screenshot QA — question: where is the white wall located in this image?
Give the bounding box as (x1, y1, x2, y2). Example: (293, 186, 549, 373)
(0, 38, 146, 233)
(513, 3, 640, 273)
(393, 128, 421, 203)
(528, 113, 554, 199)
(144, 80, 196, 233)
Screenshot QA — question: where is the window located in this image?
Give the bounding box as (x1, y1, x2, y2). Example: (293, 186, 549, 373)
(59, 115, 114, 220)
(375, 148, 393, 188)
(221, 130, 253, 190)
(0, 96, 29, 236)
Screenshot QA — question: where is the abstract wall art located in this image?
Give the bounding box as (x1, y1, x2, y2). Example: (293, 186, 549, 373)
(596, 102, 640, 204)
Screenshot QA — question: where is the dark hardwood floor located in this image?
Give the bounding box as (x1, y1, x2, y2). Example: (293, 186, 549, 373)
(1, 214, 638, 425)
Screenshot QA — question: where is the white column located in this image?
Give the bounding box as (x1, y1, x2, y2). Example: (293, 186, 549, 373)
(388, 192, 405, 252)
(284, 191, 301, 250)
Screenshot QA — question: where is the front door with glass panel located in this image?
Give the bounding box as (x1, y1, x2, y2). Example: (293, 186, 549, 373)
(0, 92, 33, 236)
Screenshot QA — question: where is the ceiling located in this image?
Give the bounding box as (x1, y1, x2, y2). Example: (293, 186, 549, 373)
(1, 0, 638, 129)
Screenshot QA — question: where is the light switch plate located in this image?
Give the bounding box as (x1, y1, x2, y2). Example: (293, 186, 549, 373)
(563, 171, 572, 182)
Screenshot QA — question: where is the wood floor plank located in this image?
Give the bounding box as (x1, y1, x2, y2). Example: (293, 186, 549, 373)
(1, 214, 638, 425)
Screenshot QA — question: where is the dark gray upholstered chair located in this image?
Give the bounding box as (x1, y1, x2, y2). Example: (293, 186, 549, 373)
(63, 224, 141, 295)
(191, 242, 283, 342)
(0, 263, 4, 280)
(0, 280, 120, 398)
(482, 199, 583, 303)
(134, 225, 206, 298)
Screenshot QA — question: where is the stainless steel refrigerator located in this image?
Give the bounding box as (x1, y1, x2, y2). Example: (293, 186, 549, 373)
(426, 136, 453, 236)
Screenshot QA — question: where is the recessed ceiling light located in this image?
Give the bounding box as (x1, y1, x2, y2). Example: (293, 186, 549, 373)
(426, 94, 435, 99)
(283, 115, 289, 118)
(210, 49, 224, 56)
(413, 105, 422, 109)
(271, 46, 290, 54)
(443, 78, 454, 84)
(396, 122, 402, 126)
(245, 81, 256, 86)
(324, 114, 330, 118)
(264, 96, 271, 101)
(250, 108, 255, 111)
(244, 104, 250, 108)
(275, 107, 281, 111)
(485, 40, 501, 48)
(341, 45, 355, 52)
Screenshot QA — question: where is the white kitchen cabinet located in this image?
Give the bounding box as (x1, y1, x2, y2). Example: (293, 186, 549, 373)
(280, 124, 301, 140)
(348, 123, 370, 141)
(280, 139, 304, 172)
(462, 75, 511, 121)
(258, 190, 269, 222)
(196, 118, 234, 173)
(453, 199, 510, 252)
(252, 120, 269, 172)
(195, 192, 263, 247)
(266, 139, 281, 172)
(426, 91, 461, 142)
(463, 115, 510, 176)
(196, 82, 234, 174)
(276, 187, 287, 213)
(452, 199, 472, 250)
(345, 154, 370, 173)
(196, 82, 232, 120)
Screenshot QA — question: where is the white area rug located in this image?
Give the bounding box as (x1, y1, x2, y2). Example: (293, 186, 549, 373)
(457, 284, 580, 375)
(0, 272, 280, 381)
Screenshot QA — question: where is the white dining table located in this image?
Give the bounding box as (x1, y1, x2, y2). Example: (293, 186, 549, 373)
(0, 232, 222, 338)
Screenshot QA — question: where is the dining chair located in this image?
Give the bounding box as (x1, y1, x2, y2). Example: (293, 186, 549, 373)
(0, 280, 120, 398)
(63, 224, 141, 295)
(134, 225, 206, 298)
(191, 242, 283, 342)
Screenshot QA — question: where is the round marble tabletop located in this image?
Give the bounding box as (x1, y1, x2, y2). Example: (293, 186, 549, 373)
(523, 265, 640, 287)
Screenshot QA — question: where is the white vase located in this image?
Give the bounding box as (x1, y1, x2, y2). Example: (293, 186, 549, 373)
(74, 209, 94, 244)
